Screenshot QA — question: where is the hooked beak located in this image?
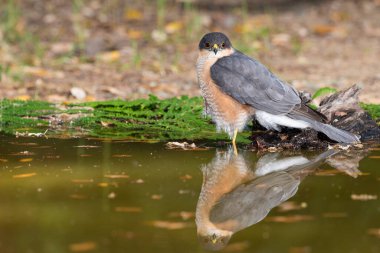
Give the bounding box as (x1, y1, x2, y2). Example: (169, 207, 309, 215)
(212, 44, 219, 55)
(211, 233, 217, 244)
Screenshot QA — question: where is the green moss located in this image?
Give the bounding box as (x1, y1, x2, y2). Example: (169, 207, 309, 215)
(1, 97, 378, 142)
(71, 95, 235, 142)
(312, 87, 337, 100)
(0, 99, 57, 134)
(361, 103, 380, 120)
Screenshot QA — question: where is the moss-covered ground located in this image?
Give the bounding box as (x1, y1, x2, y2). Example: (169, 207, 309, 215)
(0, 97, 379, 143)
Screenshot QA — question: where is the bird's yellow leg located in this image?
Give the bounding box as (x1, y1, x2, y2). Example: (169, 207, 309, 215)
(232, 128, 238, 155)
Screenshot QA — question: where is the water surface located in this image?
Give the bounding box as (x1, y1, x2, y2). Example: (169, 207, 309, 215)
(0, 135, 379, 253)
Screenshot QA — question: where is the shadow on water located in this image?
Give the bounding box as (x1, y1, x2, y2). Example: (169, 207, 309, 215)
(0, 134, 379, 253)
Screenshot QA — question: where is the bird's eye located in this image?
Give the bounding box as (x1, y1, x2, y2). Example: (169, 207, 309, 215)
(221, 42, 225, 48)
(205, 42, 211, 48)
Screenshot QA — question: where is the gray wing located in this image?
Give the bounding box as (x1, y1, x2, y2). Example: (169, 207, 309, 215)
(210, 171, 299, 232)
(210, 51, 301, 115)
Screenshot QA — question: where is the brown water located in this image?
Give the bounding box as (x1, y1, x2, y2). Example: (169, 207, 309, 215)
(0, 134, 379, 253)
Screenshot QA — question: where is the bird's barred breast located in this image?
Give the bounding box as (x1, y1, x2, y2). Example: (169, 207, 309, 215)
(196, 52, 254, 138)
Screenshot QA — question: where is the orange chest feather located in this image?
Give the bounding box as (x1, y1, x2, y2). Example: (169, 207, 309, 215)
(200, 58, 254, 122)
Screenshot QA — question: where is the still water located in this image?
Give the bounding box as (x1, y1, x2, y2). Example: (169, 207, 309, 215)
(0, 134, 379, 253)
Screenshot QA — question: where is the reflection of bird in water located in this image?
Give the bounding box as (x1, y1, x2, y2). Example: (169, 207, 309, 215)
(196, 149, 337, 251)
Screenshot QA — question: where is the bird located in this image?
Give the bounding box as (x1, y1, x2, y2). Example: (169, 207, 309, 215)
(196, 32, 360, 152)
(195, 148, 338, 251)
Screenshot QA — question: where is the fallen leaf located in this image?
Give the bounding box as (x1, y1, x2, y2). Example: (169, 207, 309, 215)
(277, 201, 307, 212)
(69, 194, 87, 199)
(44, 155, 60, 159)
(115, 207, 142, 213)
(74, 145, 100, 148)
(351, 194, 378, 201)
(322, 212, 348, 218)
(12, 151, 34, 156)
(368, 228, 380, 238)
(180, 174, 192, 181)
(79, 154, 93, 157)
(104, 174, 129, 179)
(313, 24, 335, 35)
(98, 182, 108, 187)
(19, 158, 33, 163)
(135, 179, 144, 184)
(13, 173, 37, 178)
(23, 66, 52, 78)
(125, 9, 143, 21)
(112, 154, 131, 158)
(71, 179, 94, 183)
(165, 21, 183, 34)
(289, 246, 312, 253)
(166, 142, 207, 150)
(69, 241, 97, 252)
(168, 211, 194, 220)
(369, 156, 380, 159)
(127, 29, 143, 39)
(151, 194, 162, 200)
(108, 192, 116, 199)
(15, 95, 31, 101)
(98, 50, 121, 62)
(70, 87, 87, 100)
(0, 159, 8, 162)
(148, 220, 193, 230)
(151, 29, 167, 43)
(100, 121, 116, 127)
(271, 33, 291, 47)
(265, 215, 314, 223)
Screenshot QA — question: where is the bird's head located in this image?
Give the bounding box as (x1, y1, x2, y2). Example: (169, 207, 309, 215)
(198, 229, 232, 251)
(199, 32, 232, 56)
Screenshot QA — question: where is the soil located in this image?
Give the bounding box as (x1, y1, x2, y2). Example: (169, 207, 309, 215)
(1, 0, 379, 103)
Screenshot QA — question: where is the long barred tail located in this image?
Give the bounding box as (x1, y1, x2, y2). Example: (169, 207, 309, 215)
(310, 121, 360, 144)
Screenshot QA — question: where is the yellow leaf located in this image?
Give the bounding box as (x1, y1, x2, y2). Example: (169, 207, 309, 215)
(351, 194, 378, 201)
(97, 182, 108, 187)
(85, 96, 96, 102)
(15, 95, 31, 101)
(23, 67, 52, 77)
(19, 158, 33, 163)
(71, 179, 94, 183)
(69, 241, 97, 252)
(125, 9, 143, 21)
(104, 174, 129, 179)
(0, 159, 8, 162)
(98, 51, 121, 62)
(13, 173, 37, 178)
(165, 21, 183, 34)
